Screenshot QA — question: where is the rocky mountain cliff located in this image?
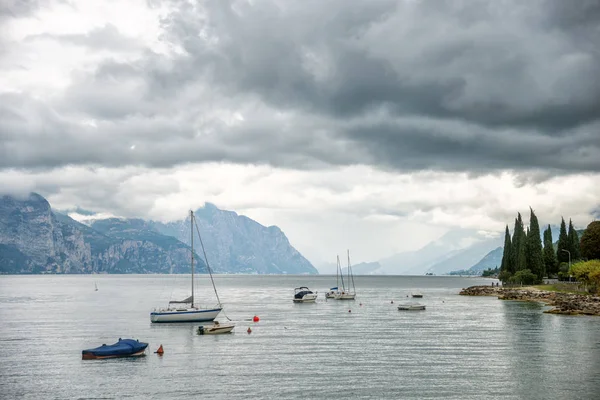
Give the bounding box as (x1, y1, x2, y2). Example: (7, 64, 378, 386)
(0, 193, 200, 274)
(150, 203, 317, 274)
(0, 193, 317, 275)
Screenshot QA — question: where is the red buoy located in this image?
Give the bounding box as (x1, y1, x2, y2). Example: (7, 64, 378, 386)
(155, 344, 164, 355)
(253, 315, 260, 322)
(247, 327, 252, 334)
(348, 309, 351, 313)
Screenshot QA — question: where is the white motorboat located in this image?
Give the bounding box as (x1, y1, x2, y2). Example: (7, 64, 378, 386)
(150, 210, 224, 323)
(197, 321, 235, 335)
(398, 303, 426, 311)
(293, 287, 318, 303)
(411, 292, 423, 298)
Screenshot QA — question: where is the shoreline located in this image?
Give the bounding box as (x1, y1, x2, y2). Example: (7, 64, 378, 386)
(459, 285, 600, 316)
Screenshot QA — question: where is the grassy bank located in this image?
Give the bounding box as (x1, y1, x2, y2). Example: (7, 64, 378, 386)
(531, 284, 590, 295)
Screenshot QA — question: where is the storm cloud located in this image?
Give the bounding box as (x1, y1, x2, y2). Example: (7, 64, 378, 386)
(1, 0, 599, 174)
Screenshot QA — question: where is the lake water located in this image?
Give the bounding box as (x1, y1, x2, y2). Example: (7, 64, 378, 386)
(1, 275, 599, 399)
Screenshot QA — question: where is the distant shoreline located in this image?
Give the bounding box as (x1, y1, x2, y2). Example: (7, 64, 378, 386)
(460, 285, 600, 316)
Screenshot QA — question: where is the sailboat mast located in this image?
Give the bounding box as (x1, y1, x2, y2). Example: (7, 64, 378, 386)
(339, 255, 345, 291)
(336, 255, 340, 289)
(190, 210, 194, 308)
(348, 249, 355, 294)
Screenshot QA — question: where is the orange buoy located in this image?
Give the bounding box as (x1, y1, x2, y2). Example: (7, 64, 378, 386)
(253, 315, 260, 322)
(155, 344, 164, 355)
(247, 327, 252, 334)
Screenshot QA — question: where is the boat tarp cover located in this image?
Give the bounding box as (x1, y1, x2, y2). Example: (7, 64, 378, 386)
(329, 287, 338, 290)
(169, 296, 193, 304)
(82, 339, 148, 357)
(295, 290, 313, 299)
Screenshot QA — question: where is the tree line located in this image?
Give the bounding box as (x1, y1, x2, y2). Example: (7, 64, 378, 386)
(498, 209, 599, 285)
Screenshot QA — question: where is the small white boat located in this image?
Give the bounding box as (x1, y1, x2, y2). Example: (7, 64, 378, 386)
(325, 288, 338, 299)
(197, 321, 235, 335)
(398, 303, 426, 311)
(411, 292, 423, 298)
(293, 287, 318, 303)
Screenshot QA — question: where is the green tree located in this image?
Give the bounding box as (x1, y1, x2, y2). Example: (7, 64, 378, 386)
(526, 208, 544, 280)
(511, 213, 527, 271)
(569, 260, 600, 293)
(500, 225, 513, 275)
(543, 224, 558, 277)
(567, 219, 581, 261)
(557, 217, 569, 264)
(580, 221, 600, 260)
(510, 269, 537, 285)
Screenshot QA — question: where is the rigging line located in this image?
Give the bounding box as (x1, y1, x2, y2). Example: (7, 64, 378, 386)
(193, 213, 222, 307)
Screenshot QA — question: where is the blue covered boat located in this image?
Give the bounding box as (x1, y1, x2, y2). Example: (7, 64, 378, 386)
(82, 338, 148, 360)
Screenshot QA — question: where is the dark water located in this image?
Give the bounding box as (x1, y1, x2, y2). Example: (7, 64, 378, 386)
(1, 275, 599, 399)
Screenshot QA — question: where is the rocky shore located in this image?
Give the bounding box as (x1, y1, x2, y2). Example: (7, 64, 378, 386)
(459, 286, 600, 316)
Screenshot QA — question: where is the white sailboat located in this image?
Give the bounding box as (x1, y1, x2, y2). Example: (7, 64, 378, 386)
(325, 256, 343, 299)
(150, 210, 223, 323)
(335, 250, 356, 300)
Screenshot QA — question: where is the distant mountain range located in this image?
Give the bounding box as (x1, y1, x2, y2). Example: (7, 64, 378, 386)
(0, 193, 317, 275)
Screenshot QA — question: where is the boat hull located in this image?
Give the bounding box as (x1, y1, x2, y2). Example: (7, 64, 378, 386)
(293, 295, 318, 303)
(82, 339, 148, 360)
(150, 308, 222, 323)
(197, 323, 235, 335)
(398, 304, 426, 311)
(82, 349, 147, 360)
(334, 293, 356, 300)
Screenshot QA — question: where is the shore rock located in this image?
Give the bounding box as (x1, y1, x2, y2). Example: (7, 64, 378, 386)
(459, 285, 600, 316)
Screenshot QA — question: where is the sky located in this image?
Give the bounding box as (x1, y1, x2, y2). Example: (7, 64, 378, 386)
(1, 0, 599, 266)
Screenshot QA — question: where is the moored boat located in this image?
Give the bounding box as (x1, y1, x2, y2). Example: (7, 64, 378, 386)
(397, 303, 426, 311)
(150, 210, 224, 323)
(197, 320, 235, 335)
(82, 338, 148, 360)
(293, 287, 318, 303)
(334, 250, 356, 300)
(325, 287, 338, 299)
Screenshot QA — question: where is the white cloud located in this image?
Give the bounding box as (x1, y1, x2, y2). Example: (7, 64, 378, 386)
(1, 0, 599, 268)
(1, 164, 598, 265)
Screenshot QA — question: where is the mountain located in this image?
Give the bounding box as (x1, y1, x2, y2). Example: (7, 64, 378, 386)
(0, 193, 317, 275)
(425, 237, 503, 275)
(150, 204, 316, 274)
(378, 229, 502, 275)
(466, 247, 503, 273)
(0, 193, 201, 274)
(343, 261, 382, 275)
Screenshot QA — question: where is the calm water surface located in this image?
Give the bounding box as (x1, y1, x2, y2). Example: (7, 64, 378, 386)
(1, 275, 599, 399)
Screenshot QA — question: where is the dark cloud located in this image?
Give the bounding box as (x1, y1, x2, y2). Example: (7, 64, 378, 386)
(1, 0, 600, 174)
(0, 0, 47, 19)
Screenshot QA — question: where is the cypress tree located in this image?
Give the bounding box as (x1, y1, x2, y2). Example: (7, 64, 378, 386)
(557, 217, 570, 264)
(511, 213, 527, 271)
(527, 208, 544, 280)
(500, 225, 513, 274)
(567, 219, 581, 261)
(543, 224, 558, 276)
